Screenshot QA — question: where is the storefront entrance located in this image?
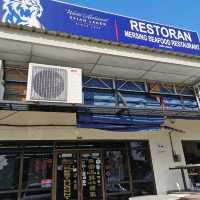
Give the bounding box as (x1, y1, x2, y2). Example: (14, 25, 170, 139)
(0, 141, 156, 200)
(55, 150, 104, 200)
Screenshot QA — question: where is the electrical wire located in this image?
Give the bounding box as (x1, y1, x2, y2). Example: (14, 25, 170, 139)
(0, 124, 76, 127)
(161, 125, 185, 134)
(0, 111, 19, 122)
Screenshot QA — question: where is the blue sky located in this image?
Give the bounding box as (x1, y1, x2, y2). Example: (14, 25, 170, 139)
(62, 0, 200, 35)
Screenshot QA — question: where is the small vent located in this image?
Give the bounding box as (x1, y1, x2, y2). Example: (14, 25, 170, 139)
(27, 63, 82, 104)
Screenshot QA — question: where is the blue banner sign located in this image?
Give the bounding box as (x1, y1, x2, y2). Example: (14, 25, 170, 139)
(0, 0, 199, 56)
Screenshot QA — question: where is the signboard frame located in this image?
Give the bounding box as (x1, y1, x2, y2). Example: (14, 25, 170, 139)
(0, 0, 199, 56)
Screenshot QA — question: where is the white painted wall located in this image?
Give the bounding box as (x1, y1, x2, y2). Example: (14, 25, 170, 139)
(139, 119, 200, 194)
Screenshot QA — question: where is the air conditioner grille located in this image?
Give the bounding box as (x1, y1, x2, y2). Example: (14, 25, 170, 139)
(30, 66, 67, 101)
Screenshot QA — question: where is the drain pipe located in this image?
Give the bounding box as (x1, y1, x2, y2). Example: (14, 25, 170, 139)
(162, 125, 185, 162)
(168, 131, 180, 162)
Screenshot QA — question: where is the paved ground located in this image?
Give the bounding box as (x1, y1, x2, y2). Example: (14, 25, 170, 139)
(180, 195, 200, 199)
(173, 192, 200, 200)
(129, 193, 200, 200)
(129, 195, 183, 200)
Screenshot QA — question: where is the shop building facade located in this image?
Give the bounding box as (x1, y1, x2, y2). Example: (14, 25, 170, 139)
(1, 1, 200, 200)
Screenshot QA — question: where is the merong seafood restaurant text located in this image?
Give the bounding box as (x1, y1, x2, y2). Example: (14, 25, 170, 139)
(130, 20, 192, 42)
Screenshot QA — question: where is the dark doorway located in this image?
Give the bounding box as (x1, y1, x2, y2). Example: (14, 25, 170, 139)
(182, 141, 200, 190)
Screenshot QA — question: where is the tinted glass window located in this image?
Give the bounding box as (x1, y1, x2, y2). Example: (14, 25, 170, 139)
(0, 193, 18, 200)
(0, 153, 20, 191)
(183, 141, 200, 164)
(129, 141, 156, 196)
(21, 190, 51, 200)
(22, 151, 53, 190)
(182, 141, 200, 190)
(104, 150, 130, 193)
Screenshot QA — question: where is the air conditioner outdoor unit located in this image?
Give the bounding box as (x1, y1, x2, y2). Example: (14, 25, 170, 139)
(26, 63, 82, 104)
(0, 60, 4, 100)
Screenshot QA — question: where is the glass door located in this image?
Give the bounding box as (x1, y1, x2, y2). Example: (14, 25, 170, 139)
(80, 151, 104, 200)
(55, 151, 104, 200)
(56, 152, 79, 200)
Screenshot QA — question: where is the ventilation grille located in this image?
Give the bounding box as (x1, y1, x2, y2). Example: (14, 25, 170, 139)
(28, 64, 68, 102)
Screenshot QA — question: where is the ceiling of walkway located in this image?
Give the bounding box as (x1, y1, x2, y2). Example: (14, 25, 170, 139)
(1, 38, 200, 84)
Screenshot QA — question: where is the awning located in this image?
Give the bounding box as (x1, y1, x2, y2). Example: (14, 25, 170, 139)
(0, 25, 200, 84)
(77, 113, 165, 132)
